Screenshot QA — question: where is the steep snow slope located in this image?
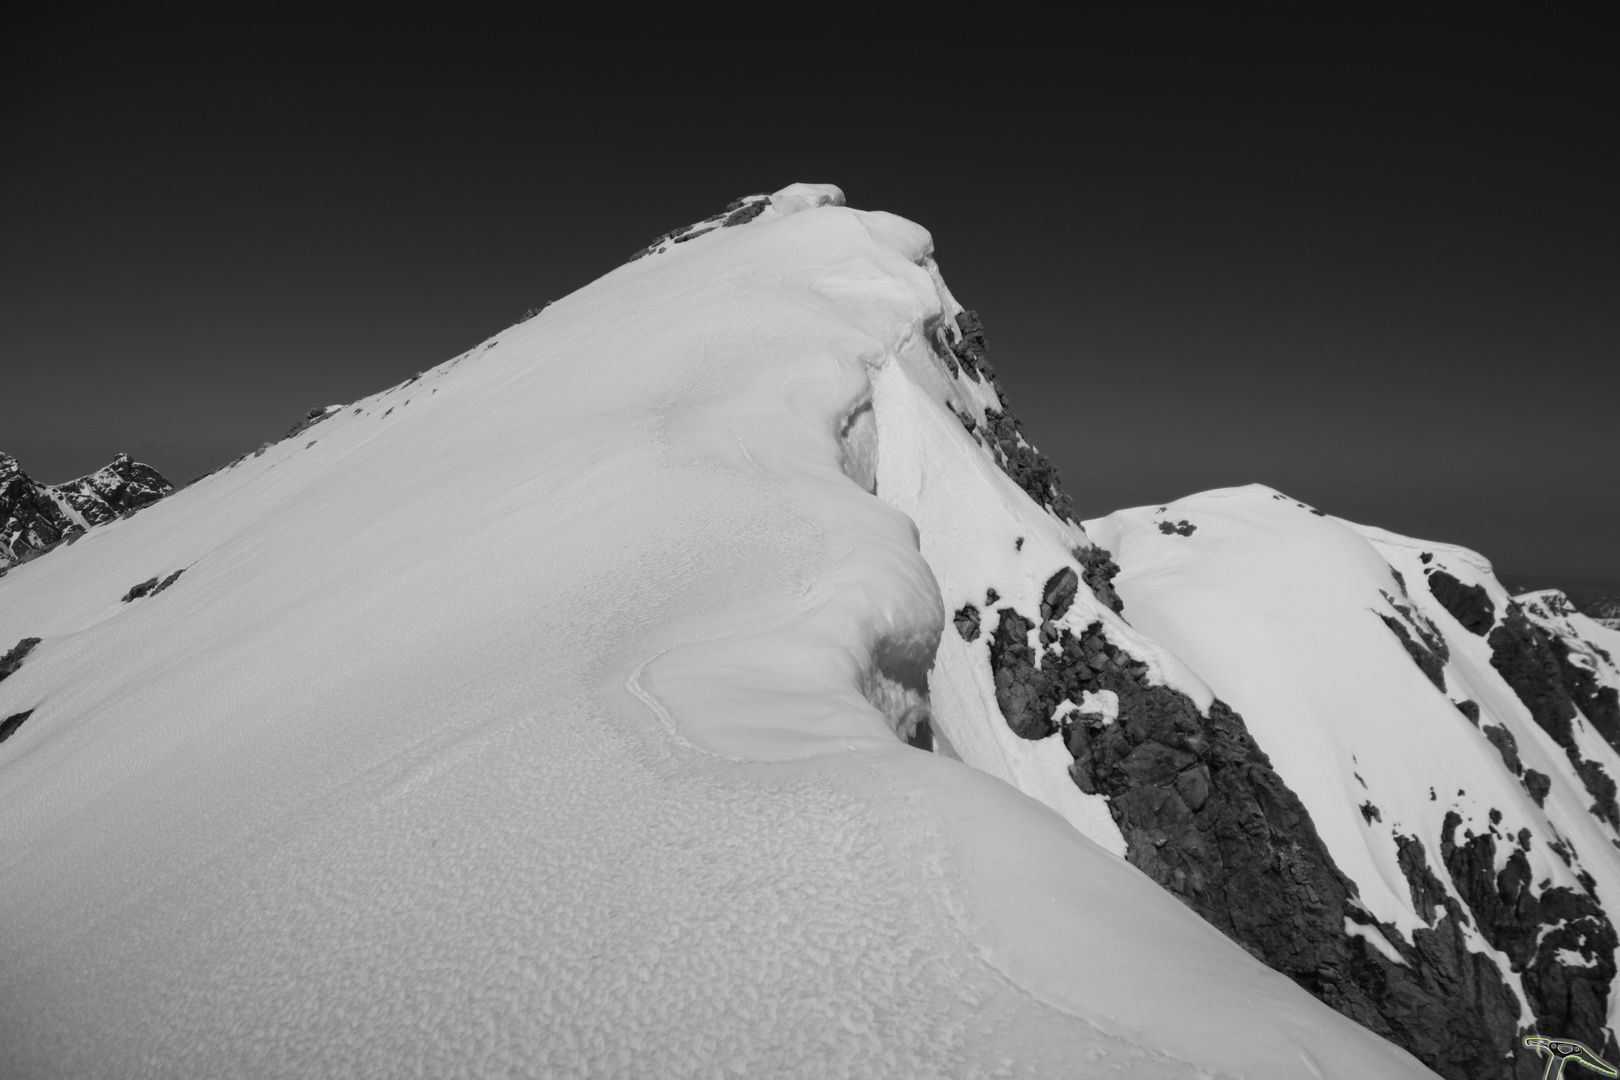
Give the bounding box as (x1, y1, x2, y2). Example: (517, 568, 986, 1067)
(0, 187, 1433, 1078)
(1091, 487, 1620, 1077)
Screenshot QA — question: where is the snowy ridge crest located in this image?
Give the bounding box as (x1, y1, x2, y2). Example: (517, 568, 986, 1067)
(0, 185, 1440, 1079)
(0, 451, 171, 572)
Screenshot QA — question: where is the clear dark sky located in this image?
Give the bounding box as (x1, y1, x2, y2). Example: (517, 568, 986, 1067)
(3, 15, 1615, 589)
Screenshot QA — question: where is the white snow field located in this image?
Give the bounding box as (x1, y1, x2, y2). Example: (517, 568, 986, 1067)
(0, 186, 1434, 1078)
(1089, 487, 1620, 1036)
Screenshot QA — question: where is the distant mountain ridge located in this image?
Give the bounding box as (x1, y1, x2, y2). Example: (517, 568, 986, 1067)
(0, 452, 171, 571)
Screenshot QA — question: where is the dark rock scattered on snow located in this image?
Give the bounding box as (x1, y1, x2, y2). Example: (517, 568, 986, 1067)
(934, 310, 1082, 526)
(122, 577, 160, 603)
(121, 568, 185, 604)
(1551, 635, 1620, 752)
(1440, 811, 1618, 1059)
(1040, 567, 1079, 623)
(0, 637, 41, 683)
(1378, 611, 1449, 692)
(979, 406, 1078, 525)
(280, 406, 342, 442)
(1523, 769, 1552, 807)
(1156, 519, 1197, 536)
(1073, 545, 1125, 614)
(949, 309, 993, 379)
(1490, 603, 1620, 827)
(628, 194, 772, 261)
(1455, 699, 1481, 724)
(0, 709, 34, 744)
(924, 308, 1129, 631)
(953, 604, 981, 642)
(722, 197, 770, 227)
(1482, 724, 1523, 775)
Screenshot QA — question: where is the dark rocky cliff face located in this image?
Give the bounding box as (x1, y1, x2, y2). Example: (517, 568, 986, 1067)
(1489, 603, 1620, 830)
(937, 306, 1620, 1080)
(0, 452, 172, 571)
(978, 594, 1612, 1079)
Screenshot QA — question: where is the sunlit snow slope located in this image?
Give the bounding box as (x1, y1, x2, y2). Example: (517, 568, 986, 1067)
(0, 186, 1434, 1078)
(1091, 487, 1620, 1078)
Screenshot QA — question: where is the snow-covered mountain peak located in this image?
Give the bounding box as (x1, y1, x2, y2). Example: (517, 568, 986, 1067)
(0, 190, 1502, 1078)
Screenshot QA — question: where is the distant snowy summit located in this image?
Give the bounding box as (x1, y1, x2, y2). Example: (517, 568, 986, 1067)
(0, 451, 171, 571)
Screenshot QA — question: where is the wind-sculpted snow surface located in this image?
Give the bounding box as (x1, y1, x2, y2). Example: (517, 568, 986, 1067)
(1089, 490, 1620, 1079)
(0, 186, 1436, 1078)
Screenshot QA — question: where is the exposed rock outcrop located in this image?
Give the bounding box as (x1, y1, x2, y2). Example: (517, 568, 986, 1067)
(120, 568, 184, 604)
(935, 310, 1124, 616)
(982, 597, 1561, 1079)
(0, 637, 41, 683)
(1379, 611, 1450, 692)
(628, 194, 775, 261)
(1426, 568, 1496, 635)
(280, 405, 342, 442)
(941, 310, 1077, 525)
(0, 637, 41, 745)
(1490, 603, 1620, 828)
(1, 451, 171, 571)
(0, 709, 33, 744)
(1513, 593, 1620, 754)
(1439, 811, 1617, 1062)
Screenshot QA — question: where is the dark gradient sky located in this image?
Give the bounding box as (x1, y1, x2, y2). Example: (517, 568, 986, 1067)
(3, 15, 1615, 588)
